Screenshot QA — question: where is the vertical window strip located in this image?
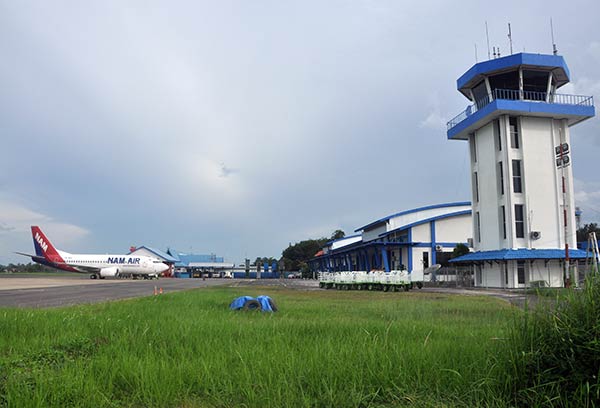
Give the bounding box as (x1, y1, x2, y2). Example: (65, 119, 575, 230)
(499, 161, 504, 195)
(515, 204, 525, 238)
(512, 160, 522, 193)
(501, 205, 506, 239)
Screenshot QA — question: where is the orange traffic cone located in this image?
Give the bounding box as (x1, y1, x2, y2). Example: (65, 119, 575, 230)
(154, 286, 158, 296)
(159, 287, 163, 295)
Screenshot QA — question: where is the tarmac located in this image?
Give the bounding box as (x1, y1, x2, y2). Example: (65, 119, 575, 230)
(0, 275, 234, 308)
(0, 274, 532, 308)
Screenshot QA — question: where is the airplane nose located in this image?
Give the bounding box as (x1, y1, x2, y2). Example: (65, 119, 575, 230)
(157, 263, 169, 273)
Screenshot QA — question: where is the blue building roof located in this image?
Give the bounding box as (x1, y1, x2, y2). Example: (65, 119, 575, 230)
(166, 249, 224, 267)
(450, 248, 587, 263)
(379, 210, 472, 238)
(355, 202, 471, 232)
(129, 246, 178, 263)
(457, 53, 570, 98)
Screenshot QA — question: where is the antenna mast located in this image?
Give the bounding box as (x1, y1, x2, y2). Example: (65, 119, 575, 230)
(551, 18, 558, 55)
(485, 21, 491, 60)
(508, 23, 513, 54)
(474, 43, 478, 62)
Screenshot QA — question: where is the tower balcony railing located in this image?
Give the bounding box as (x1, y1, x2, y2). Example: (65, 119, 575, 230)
(447, 88, 594, 131)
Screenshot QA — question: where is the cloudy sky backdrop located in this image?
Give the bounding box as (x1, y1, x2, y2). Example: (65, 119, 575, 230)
(1, 0, 599, 265)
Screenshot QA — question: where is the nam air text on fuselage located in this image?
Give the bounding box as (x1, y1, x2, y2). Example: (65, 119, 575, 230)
(107, 257, 141, 265)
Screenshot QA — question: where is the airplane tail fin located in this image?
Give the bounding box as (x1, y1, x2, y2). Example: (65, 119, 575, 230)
(31, 226, 64, 263)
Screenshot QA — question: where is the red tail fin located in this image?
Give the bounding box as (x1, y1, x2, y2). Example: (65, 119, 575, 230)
(31, 226, 64, 263)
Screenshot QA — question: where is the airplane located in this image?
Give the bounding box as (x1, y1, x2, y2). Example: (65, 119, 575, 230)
(15, 226, 169, 279)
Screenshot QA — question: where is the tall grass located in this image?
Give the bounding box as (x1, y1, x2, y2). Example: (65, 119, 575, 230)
(505, 275, 600, 407)
(0, 287, 513, 407)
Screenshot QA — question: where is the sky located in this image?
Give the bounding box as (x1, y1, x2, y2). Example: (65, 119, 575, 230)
(1, 0, 600, 265)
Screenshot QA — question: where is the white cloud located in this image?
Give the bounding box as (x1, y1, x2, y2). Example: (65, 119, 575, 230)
(0, 197, 89, 264)
(419, 110, 447, 131)
(573, 178, 600, 223)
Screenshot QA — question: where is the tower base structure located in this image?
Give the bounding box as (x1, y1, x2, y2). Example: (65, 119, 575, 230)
(450, 248, 586, 288)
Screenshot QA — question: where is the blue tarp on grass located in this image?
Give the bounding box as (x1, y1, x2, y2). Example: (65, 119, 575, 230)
(229, 296, 276, 312)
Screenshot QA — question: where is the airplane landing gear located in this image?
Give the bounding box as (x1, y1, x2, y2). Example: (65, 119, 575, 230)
(90, 274, 98, 280)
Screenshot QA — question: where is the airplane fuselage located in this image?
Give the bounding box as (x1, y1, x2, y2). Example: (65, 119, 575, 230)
(18, 226, 169, 279)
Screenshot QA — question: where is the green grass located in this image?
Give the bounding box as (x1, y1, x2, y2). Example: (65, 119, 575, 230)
(0, 287, 515, 407)
(505, 276, 600, 407)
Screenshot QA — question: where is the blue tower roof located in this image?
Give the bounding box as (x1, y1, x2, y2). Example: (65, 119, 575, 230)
(457, 53, 570, 99)
(447, 52, 594, 140)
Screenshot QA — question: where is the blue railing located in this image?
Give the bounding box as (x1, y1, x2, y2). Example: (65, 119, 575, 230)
(447, 89, 594, 131)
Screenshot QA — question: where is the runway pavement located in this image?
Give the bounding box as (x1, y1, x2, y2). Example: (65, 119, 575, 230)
(0, 274, 529, 308)
(0, 275, 237, 308)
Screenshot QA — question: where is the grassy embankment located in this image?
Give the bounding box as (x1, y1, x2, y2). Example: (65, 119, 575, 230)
(0, 287, 515, 407)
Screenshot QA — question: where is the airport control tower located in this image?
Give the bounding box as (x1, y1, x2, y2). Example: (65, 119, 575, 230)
(447, 53, 595, 288)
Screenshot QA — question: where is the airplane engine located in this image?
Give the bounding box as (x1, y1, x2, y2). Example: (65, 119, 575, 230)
(99, 267, 119, 278)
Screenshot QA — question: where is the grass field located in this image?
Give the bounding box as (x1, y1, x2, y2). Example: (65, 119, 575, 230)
(0, 287, 516, 407)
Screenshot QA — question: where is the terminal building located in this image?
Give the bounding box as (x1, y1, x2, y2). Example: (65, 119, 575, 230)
(129, 246, 233, 278)
(309, 202, 472, 276)
(447, 52, 595, 288)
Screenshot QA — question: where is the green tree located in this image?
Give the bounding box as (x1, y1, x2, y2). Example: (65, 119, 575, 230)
(577, 223, 600, 243)
(331, 229, 345, 240)
(281, 238, 328, 272)
(451, 243, 470, 259)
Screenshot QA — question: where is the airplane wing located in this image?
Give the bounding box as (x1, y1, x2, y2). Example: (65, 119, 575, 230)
(56, 262, 102, 274)
(14, 252, 47, 263)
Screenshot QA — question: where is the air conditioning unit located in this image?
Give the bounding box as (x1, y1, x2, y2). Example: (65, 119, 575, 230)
(435, 244, 443, 251)
(467, 238, 474, 247)
(530, 231, 542, 240)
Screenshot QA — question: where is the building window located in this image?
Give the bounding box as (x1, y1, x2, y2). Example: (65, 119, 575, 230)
(504, 263, 509, 286)
(470, 134, 477, 163)
(517, 261, 526, 284)
(522, 70, 550, 100)
(501, 205, 506, 239)
(473, 80, 490, 109)
(512, 160, 522, 193)
(495, 119, 501, 151)
(476, 212, 481, 242)
(474, 172, 479, 202)
(422, 252, 429, 269)
(509, 117, 520, 148)
(515, 204, 525, 238)
(498, 161, 504, 195)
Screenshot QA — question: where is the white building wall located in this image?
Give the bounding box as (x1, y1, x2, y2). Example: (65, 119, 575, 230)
(412, 247, 429, 273)
(130, 248, 161, 261)
(520, 117, 564, 248)
(435, 214, 472, 243)
(331, 235, 363, 250)
(480, 263, 503, 288)
(362, 224, 387, 243)
(473, 122, 502, 251)
(411, 223, 431, 242)
(387, 205, 471, 231)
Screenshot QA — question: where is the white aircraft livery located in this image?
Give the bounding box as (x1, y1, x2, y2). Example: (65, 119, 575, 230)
(16, 226, 169, 279)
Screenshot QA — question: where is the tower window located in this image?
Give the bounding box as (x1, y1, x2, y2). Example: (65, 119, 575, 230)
(470, 134, 477, 163)
(476, 212, 481, 243)
(512, 160, 522, 193)
(517, 261, 526, 284)
(509, 117, 520, 148)
(515, 205, 525, 238)
(489, 70, 520, 96)
(495, 119, 502, 151)
(472, 80, 489, 109)
(501, 205, 506, 240)
(522, 70, 550, 100)
(474, 172, 479, 202)
(498, 162, 504, 195)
